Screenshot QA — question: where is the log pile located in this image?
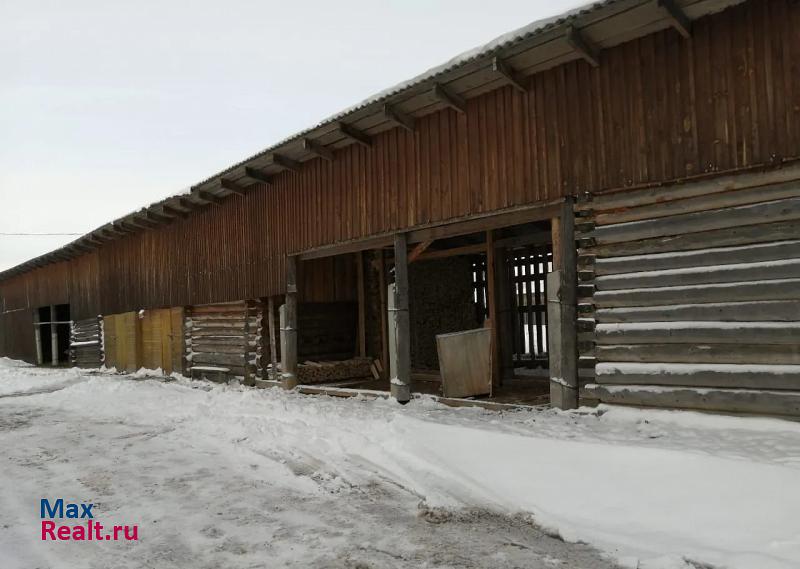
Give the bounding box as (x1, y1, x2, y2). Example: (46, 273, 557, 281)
(185, 300, 263, 385)
(297, 357, 375, 384)
(70, 317, 103, 368)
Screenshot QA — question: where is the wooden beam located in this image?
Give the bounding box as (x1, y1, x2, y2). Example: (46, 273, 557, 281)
(281, 256, 299, 389)
(270, 153, 301, 172)
(416, 242, 487, 261)
(356, 251, 366, 358)
(126, 213, 158, 229)
(548, 199, 579, 410)
(112, 222, 134, 234)
(243, 166, 273, 185)
(491, 56, 527, 94)
(302, 138, 334, 161)
(486, 231, 499, 389)
(178, 197, 205, 212)
(657, 0, 692, 39)
(84, 235, 105, 247)
(337, 122, 371, 148)
(390, 233, 411, 403)
(407, 239, 434, 263)
(197, 190, 223, 206)
(494, 241, 515, 382)
(383, 103, 415, 132)
(493, 230, 551, 250)
(431, 83, 466, 114)
(267, 297, 278, 381)
(378, 250, 389, 380)
(145, 209, 171, 224)
(565, 26, 600, 68)
(219, 178, 248, 196)
(100, 227, 122, 240)
(162, 204, 188, 219)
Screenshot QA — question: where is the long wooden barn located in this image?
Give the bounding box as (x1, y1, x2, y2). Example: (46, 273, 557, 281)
(2, 0, 800, 418)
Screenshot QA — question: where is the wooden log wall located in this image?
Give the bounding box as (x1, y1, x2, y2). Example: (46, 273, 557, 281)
(185, 300, 262, 384)
(577, 166, 800, 418)
(2, 0, 800, 365)
(70, 317, 103, 368)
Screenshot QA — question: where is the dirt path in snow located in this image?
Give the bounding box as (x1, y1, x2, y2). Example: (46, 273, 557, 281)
(0, 383, 621, 569)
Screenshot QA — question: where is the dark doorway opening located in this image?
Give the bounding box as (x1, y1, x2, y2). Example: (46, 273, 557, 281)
(35, 304, 71, 365)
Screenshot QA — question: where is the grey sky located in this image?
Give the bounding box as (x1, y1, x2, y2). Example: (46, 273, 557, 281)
(0, 0, 585, 272)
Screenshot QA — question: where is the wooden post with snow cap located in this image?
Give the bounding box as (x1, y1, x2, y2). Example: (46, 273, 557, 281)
(548, 198, 579, 409)
(390, 233, 411, 403)
(281, 256, 299, 389)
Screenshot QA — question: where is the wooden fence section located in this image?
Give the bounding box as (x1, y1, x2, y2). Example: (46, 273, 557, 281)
(577, 167, 800, 418)
(70, 317, 103, 368)
(103, 312, 141, 373)
(509, 246, 551, 365)
(185, 300, 262, 385)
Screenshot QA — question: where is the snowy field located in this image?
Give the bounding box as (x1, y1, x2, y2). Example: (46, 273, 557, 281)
(0, 358, 798, 569)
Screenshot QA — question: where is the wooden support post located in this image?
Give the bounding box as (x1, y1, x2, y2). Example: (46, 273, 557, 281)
(378, 250, 389, 379)
(281, 256, 299, 389)
(267, 296, 278, 381)
(486, 231, 500, 389)
(356, 251, 366, 357)
(33, 311, 43, 365)
(548, 199, 579, 409)
(390, 234, 411, 403)
(50, 305, 59, 366)
(494, 241, 515, 382)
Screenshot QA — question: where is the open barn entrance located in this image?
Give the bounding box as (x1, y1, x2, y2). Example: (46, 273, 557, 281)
(34, 304, 71, 366)
(288, 208, 561, 407)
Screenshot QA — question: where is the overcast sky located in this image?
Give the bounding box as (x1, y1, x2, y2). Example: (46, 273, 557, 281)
(0, 0, 585, 272)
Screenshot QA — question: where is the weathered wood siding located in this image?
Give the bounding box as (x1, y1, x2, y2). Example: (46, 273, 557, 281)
(1, 0, 799, 365)
(578, 167, 800, 417)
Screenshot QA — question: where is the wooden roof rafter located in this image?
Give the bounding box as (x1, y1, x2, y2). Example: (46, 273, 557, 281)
(243, 166, 273, 185)
(565, 25, 600, 67)
(491, 56, 527, 94)
(220, 178, 248, 196)
(383, 103, 415, 133)
(657, 0, 692, 38)
(302, 138, 335, 161)
(337, 122, 372, 148)
(270, 153, 302, 172)
(431, 83, 466, 114)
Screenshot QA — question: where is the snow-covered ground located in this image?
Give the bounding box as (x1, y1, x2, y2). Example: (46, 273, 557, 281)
(0, 359, 798, 569)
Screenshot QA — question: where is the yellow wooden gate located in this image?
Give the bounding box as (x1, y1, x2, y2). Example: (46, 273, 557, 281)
(140, 308, 183, 375)
(103, 312, 141, 373)
(104, 308, 183, 374)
